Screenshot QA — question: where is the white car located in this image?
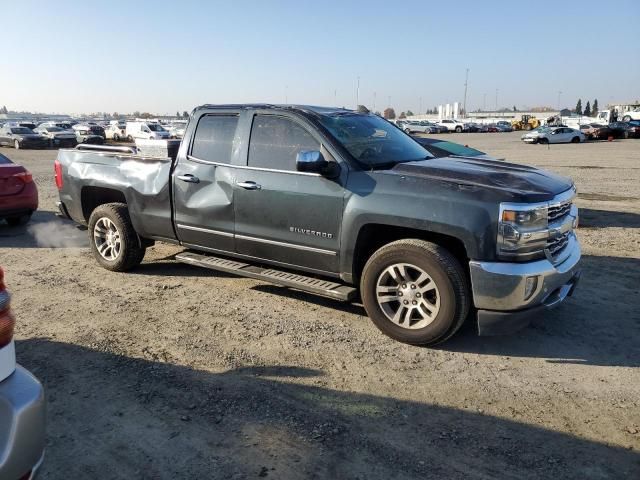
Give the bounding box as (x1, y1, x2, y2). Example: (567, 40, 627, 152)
(521, 127, 550, 144)
(437, 119, 468, 133)
(126, 121, 170, 141)
(34, 126, 78, 147)
(402, 121, 435, 134)
(105, 123, 127, 141)
(535, 127, 586, 144)
(167, 123, 186, 139)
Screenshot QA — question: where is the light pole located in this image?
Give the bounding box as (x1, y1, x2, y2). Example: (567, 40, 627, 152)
(557, 90, 562, 111)
(495, 89, 499, 111)
(419, 96, 423, 115)
(483, 93, 486, 111)
(463, 68, 469, 118)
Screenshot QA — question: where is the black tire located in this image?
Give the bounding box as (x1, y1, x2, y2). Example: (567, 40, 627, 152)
(360, 239, 470, 346)
(88, 203, 145, 272)
(404, 128, 412, 134)
(571, 136, 580, 143)
(622, 115, 631, 122)
(6, 214, 31, 226)
(525, 124, 532, 131)
(539, 138, 549, 145)
(14, 140, 20, 150)
(127, 135, 134, 142)
(455, 126, 462, 133)
(113, 133, 120, 141)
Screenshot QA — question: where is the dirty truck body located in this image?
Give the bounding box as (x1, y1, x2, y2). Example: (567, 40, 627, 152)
(55, 105, 581, 345)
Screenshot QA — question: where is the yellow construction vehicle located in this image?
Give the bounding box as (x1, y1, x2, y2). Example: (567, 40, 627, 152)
(511, 115, 540, 131)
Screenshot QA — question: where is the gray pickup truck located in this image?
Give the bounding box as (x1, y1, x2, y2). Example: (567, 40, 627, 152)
(55, 104, 581, 345)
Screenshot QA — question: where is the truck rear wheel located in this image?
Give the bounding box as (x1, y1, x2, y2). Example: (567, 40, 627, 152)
(360, 239, 469, 346)
(88, 203, 145, 272)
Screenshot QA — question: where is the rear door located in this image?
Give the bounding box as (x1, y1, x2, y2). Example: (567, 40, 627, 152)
(233, 113, 344, 274)
(172, 113, 241, 252)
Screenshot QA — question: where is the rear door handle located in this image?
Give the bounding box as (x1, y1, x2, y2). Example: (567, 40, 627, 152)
(237, 181, 261, 190)
(177, 174, 200, 183)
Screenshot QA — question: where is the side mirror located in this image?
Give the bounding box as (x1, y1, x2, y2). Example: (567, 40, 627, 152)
(296, 150, 339, 178)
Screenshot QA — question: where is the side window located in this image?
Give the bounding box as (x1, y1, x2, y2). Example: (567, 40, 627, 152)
(191, 115, 239, 164)
(248, 115, 320, 171)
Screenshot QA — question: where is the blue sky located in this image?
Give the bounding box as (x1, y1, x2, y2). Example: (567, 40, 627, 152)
(2, 0, 639, 114)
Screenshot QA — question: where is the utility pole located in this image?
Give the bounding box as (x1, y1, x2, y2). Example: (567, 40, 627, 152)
(483, 93, 486, 111)
(419, 96, 423, 115)
(495, 89, 498, 111)
(557, 90, 562, 110)
(463, 68, 469, 118)
(356, 76, 360, 108)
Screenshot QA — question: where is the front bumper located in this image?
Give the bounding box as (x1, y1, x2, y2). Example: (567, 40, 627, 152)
(0, 365, 46, 480)
(469, 234, 582, 335)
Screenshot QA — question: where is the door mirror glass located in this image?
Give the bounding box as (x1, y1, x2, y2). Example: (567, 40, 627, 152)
(296, 150, 339, 177)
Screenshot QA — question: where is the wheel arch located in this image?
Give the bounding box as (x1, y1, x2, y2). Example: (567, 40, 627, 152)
(80, 186, 127, 222)
(348, 223, 470, 285)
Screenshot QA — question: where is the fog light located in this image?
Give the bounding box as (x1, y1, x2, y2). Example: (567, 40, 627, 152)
(524, 276, 538, 301)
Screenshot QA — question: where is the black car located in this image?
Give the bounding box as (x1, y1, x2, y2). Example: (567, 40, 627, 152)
(412, 136, 498, 160)
(0, 126, 48, 149)
(608, 122, 632, 139)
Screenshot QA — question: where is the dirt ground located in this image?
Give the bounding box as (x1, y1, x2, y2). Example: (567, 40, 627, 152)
(1, 132, 639, 479)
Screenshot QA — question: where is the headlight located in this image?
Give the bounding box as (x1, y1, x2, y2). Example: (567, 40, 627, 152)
(498, 204, 549, 260)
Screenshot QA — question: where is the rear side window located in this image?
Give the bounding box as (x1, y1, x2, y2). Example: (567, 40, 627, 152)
(191, 115, 239, 164)
(0, 153, 12, 164)
(248, 115, 319, 171)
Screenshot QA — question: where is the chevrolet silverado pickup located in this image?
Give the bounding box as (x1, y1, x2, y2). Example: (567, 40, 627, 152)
(55, 105, 581, 345)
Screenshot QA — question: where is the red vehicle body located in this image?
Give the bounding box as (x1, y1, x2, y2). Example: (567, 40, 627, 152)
(0, 153, 38, 225)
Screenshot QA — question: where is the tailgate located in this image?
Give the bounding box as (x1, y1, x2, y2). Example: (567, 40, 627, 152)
(0, 166, 27, 196)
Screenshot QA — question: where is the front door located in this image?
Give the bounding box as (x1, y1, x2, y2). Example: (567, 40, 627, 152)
(233, 114, 344, 274)
(172, 113, 240, 252)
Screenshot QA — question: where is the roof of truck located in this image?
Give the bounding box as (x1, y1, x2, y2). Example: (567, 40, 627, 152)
(195, 104, 353, 117)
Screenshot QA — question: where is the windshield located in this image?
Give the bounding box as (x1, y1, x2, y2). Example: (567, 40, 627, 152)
(46, 127, 62, 132)
(319, 113, 432, 167)
(430, 141, 484, 157)
(148, 124, 165, 132)
(11, 127, 33, 134)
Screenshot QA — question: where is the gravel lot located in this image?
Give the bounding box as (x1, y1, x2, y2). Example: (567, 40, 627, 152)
(1, 132, 639, 479)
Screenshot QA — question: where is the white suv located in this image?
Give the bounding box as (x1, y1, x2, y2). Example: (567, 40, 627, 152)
(437, 119, 468, 133)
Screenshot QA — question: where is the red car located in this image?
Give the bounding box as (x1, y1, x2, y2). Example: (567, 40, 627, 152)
(0, 153, 38, 226)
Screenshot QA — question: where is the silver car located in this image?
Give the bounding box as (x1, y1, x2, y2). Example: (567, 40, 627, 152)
(0, 267, 45, 480)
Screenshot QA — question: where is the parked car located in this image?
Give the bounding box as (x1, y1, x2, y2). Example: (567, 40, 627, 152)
(55, 104, 581, 346)
(74, 125, 105, 145)
(167, 123, 187, 139)
(625, 120, 640, 138)
(38, 121, 74, 131)
(0, 125, 48, 149)
(125, 121, 170, 141)
(437, 119, 468, 133)
(402, 121, 435, 134)
(535, 127, 586, 144)
(0, 153, 38, 226)
(0, 266, 46, 479)
(412, 137, 498, 160)
(105, 123, 127, 141)
(465, 123, 480, 133)
(496, 121, 514, 132)
(480, 124, 499, 133)
(72, 124, 105, 139)
(521, 126, 552, 143)
(34, 126, 77, 148)
(608, 122, 632, 139)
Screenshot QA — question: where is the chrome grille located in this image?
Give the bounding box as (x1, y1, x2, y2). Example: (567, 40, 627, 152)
(547, 231, 570, 257)
(548, 200, 572, 222)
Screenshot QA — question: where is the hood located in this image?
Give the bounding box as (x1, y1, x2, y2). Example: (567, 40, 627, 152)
(16, 134, 44, 140)
(390, 156, 573, 203)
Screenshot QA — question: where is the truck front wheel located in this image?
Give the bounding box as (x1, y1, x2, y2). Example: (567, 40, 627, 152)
(360, 239, 469, 346)
(88, 203, 146, 272)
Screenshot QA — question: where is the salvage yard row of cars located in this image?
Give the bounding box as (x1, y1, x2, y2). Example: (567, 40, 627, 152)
(0, 119, 187, 149)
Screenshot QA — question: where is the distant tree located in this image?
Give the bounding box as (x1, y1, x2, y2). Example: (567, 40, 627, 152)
(176, 111, 180, 118)
(133, 111, 141, 118)
(513, 105, 517, 112)
(356, 105, 370, 114)
(399, 112, 407, 119)
(183, 111, 189, 118)
(575, 99, 582, 115)
(406, 110, 414, 116)
(112, 112, 119, 119)
(374, 111, 381, 116)
(383, 108, 396, 120)
(0, 105, 7, 114)
(583, 101, 591, 117)
(592, 99, 599, 117)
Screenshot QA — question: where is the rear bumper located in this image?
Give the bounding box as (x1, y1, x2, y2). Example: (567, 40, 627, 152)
(0, 365, 46, 480)
(0, 184, 38, 219)
(469, 234, 582, 335)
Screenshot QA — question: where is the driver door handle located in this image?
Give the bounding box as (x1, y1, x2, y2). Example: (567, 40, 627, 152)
(237, 181, 261, 190)
(177, 174, 200, 183)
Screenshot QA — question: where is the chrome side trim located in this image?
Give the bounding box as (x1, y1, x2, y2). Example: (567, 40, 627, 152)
(235, 234, 337, 256)
(176, 224, 233, 238)
(186, 155, 322, 177)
